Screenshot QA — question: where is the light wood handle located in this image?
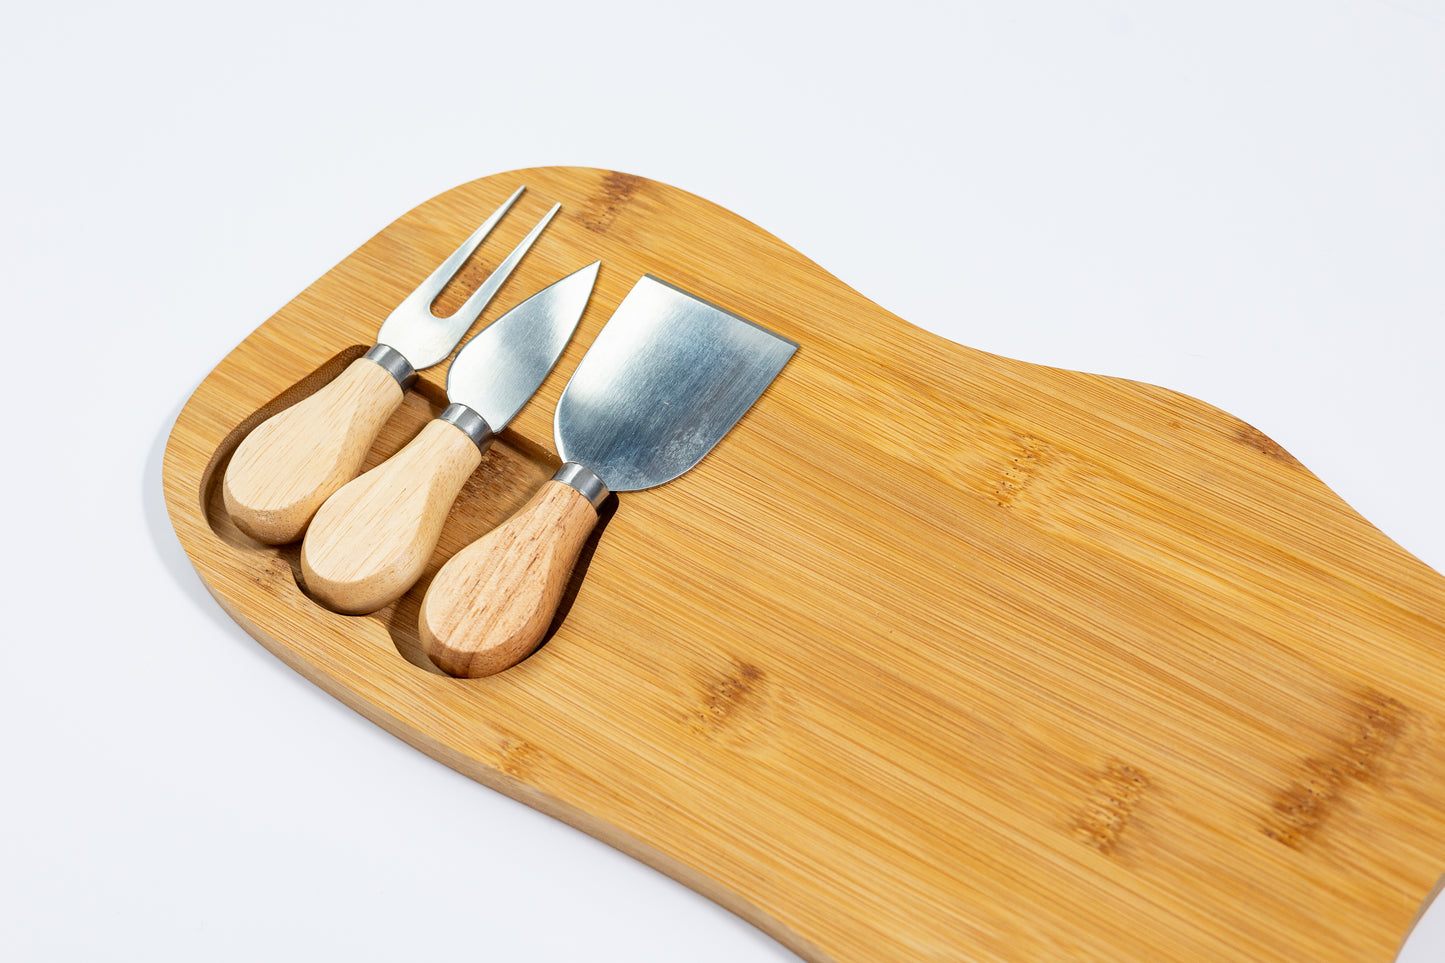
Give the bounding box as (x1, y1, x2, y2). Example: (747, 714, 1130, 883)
(222, 356, 404, 544)
(300, 418, 483, 615)
(420, 480, 600, 677)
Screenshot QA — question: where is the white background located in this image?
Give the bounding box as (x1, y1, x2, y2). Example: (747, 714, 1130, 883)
(3, 1, 1443, 959)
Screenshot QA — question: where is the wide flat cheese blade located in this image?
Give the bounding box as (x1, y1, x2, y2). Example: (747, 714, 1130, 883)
(555, 276, 797, 493)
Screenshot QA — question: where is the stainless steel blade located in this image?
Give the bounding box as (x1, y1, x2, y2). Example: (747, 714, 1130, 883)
(376, 189, 560, 371)
(555, 276, 797, 493)
(445, 261, 600, 431)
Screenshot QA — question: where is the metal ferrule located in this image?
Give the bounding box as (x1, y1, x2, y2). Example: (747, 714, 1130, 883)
(439, 403, 495, 453)
(365, 343, 418, 390)
(553, 462, 608, 511)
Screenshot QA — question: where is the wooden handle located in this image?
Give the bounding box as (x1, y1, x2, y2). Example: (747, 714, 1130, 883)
(222, 356, 404, 544)
(420, 480, 600, 678)
(300, 418, 483, 615)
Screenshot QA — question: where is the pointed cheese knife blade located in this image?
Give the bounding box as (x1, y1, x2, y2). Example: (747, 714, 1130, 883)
(300, 262, 601, 615)
(223, 187, 560, 545)
(419, 275, 798, 677)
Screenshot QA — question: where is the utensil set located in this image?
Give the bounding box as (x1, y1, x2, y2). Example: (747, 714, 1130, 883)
(222, 186, 796, 677)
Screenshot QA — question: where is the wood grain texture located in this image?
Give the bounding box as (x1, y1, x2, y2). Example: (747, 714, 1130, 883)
(222, 354, 402, 543)
(301, 417, 483, 614)
(421, 479, 600, 678)
(164, 167, 1445, 962)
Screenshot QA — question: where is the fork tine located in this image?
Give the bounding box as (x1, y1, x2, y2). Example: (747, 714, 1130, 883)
(448, 202, 561, 328)
(405, 185, 525, 309)
(376, 187, 562, 370)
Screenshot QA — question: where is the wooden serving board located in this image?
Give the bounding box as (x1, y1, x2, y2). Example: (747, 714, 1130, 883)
(163, 167, 1445, 961)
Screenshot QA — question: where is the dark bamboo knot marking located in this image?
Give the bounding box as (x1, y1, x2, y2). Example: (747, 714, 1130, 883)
(995, 435, 1054, 508)
(496, 737, 541, 779)
(1077, 763, 1151, 854)
(692, 660, 766, 736)
(1234, 420, 1303, 468)
(1264, 691, 1409, 847)
(431, 255, 495, 317)
(581, 171, 642, 234)
(247, 555, 294, 593)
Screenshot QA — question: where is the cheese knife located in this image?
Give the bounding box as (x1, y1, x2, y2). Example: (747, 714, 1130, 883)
(418, 275, 798, 677)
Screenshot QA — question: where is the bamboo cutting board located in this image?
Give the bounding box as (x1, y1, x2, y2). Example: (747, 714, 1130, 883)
(162, 167, 1445, 961)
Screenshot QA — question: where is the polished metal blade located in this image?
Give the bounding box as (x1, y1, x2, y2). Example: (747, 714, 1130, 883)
(445, 262, 600, 431)
(555, 276, 797, 493)
(376, 188, 561, 371)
